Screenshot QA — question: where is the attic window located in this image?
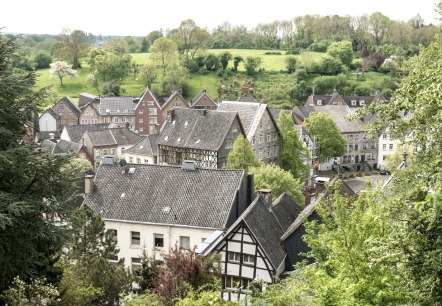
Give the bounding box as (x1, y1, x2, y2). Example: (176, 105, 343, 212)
(360, 100, 365, 105)
(184, 121, 188, 127)
(164, 136, 168, 140)
(162, 207, 171, 213)
(195, 139, 200, 144)
(172, 120, 176, 125)
(139, 145, 144, 149)
(351, 100, 357, 106)
(177, 137, 181, 143)
(121, 193, 125, 198)
(317, 100, 322, 105)
(128, 168, 136, 174)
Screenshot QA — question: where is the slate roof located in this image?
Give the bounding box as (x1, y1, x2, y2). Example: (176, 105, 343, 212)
(99, 97, 136, 115)
(162, 90, 188, 109)
(293, 106, 315, 122)
(52, 139, 83, 154)
(78, 93, 98, 108)
(237, 96, 256, 102)
(311, 105, 366, 133)
(56, 96, 81, 117)
(306, 92, 388, 108)
(269, 109, 293, 123)
(37, 131, 60, 142)
(85, 128, 142, 147)
(63, 124, 109, 143)
(123, 134, 158, 156)
(84, 164, 246, 229)
(157, 108, 244, 151)
(191, 90, 217, 108)
(272, 193, 303, 232)
(41, 108, 60, 119)
(40, 139, 56, 153)
(228, 196, 286, 270)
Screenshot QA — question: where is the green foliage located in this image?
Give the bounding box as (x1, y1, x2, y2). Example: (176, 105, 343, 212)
(135, 250, 161, 291)
(327, 40, 354, 67)
(1, 277, 60, 306)
(138, 64, 157, 87)
(312, 74, 347, 95)
(204, 53, 220, 71)
(219, 51, 232, 70)
(249, 164, 304, 204)
(49, 60, 78, 86)
(226, 135, 261, 171)
(102, 79, 121, 96)
(244, 56, 262, 75)
(32, 51, 52, 69)
(232, 56, 243, 71)
(303, 112, 346, 162)
(59, 205, 132, 305)
(285, 56, 297, 73)
(176, 289, 235, 305)
(277, 111, 308, 178)
(55, 29, 91, 69)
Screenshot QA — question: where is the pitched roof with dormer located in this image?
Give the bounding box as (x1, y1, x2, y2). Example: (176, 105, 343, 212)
(78, 93, 98, 108)
(272, 193, 303, 232)
(62, 124, 109, 143)
(161, 90, 189, 109)
(84, 163, 246, 229)
(52, 139, 83, 154)
(85, 128, 142, 147)
(123, 134, 158, 157)
(136, 86, 162, 110)
(157, 108, 245, 151)
(311, 105, 365, 133)
(54, 96, 81, 117)
(191, 90, 218, 108)
(99, 97, 136, 115)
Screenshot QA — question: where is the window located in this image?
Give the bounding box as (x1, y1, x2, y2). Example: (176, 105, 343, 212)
(349, 145, 353, 151)
(383, 144, 387, 151)
(147, 100, 154, 105)
(149, 125, 157, 133)
(149, 117, 157, 124)
(243, 254, 255, 265)
(317, 100, 322, 105)
(259, 123, 262, 130)
(360, 100, 365, 105)
(136, 158, 141, 164)
(111, 148, 115, 155)
(148, 108, 157, 115)
(274, 145, 278, 156)
(129, 156, 133, 163)
(131, 257, 141, 271)
(273, 133, 277, 141)
(103, 149, 107, 156)
(144, 159, 149, 163)
(382, 133, 387, 139)
(259, 135, 263, 144)
(108, 229, 117, 242)
(224, 276, 241, 289)
(201, 238, 207, 243)
(139, 118, 143, 123)
(131, 231, 140, 246)
(252, 136, 255, 145)
(389, 144, 394, 151)
(114, 117, 119, 123)
(351, 100, 357, 106)
(267, 147, 270, 158)
(139, 127, 144, 132)
(267, 134, 271, 142)
(180, 236, 190, 250)
(258, 148, 263, 160)
(228, 251, 241, 262)
(354, 144, 358, 151)
(108, 254, 118, 261)
(139, 108, 143, 114)
(154, 233, 164, 247)
(95, 150, 100, 157)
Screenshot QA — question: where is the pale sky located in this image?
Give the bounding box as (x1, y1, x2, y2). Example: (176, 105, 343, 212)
(2, 0, 440, 36)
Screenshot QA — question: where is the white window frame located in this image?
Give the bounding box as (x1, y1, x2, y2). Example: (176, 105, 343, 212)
(131, 231, 140, 246)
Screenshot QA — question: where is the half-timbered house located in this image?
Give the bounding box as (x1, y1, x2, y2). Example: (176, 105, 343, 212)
(157, 108, 246, 169)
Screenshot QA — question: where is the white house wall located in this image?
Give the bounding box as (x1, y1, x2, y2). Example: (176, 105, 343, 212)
(104, 220, 216, 270)
(124, 153, 156, 165)
(39, 113, 57, 132)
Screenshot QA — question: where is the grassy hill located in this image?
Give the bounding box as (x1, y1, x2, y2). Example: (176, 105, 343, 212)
(34, 49, 393, 108)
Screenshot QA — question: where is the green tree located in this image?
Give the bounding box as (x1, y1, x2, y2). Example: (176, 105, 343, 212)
(249, 164, 304, 204)
(149, 37, 179, 81)
(1, 277, 60, 305)
(244, 56, 262, 75)
(226, 135, 261, 171)
(285, 56, 297, 73)
(303, 112, 346, 162)
(369, 12, 391, 46)
(49, 60, 78, 86)
(219, 51, 232, 70)
(233, 56, 243, 71)
(59, 205, 131, 306)
(277, 111, 308, 179)
(56, 29, 91, 69)
(138, 64, 157, 87)
(326, 41, 353, 67)
(31, 51, 52, 69)
(0, 33, 86, 297)
(204, 53, 219, 71)
(103, 37, 129, 54)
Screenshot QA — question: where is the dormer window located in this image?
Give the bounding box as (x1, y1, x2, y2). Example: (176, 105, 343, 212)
(351, 100, 357, 106)
(360, 100, 365, 105)
(317, 100, 322, 105)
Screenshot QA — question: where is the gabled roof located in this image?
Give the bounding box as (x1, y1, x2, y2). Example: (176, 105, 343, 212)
(79, 102, 99, 114)
(40, 139, 57, 153)
(218, 101, 279, 140)
(311, 105, 366, 133)
(54, 96, 81, 117)
(157, 108, 245, 151)
(99, 97, 136, 115)
(85, 128, 142, 147)
(161, 90, 188, 109)
(136, 86, 162, 110)
(237, 96, 256, 102)
(272, 193, 303, 232)
(78, 93, 98, 108)
(52, 139, 83, 154)
(63, 124, 109, 143)
(84, 164, 246, 229)
(41, 108, 60, 119)
(191, 90, 217, 108)
(293, 106, 315, 121)
(37, 131, 61, 142)
(226, 196, 286, 270)
(123, 134, 158, 157)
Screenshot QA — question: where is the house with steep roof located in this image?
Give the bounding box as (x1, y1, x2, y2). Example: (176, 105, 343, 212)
(51, 96, 81, 128)
(218, 101, 281, 163)
(60, 123, 109, 144)
(83, 162, 254, 270)
(305, 90, 387, 108)
(134, 87, 163, 135)
(98, 96, 137, 129)
(190, 90, 218, 110)
(161, 90, 190, 120)
(81, 128, 143, 169)
(157, 108, 246, 169)
(78, 93, 98, 108)
(197, 192, 302, 301)
(123, 134, 158, 164)
(39, 108, 60, 132)
(79, 102, 101, 125)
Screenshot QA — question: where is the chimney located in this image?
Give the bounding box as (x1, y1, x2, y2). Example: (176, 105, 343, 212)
(182, 160, 197, 171)
(247, 174, 254, 205)
(84, 174, 94, 195)
(257, 189, 272, 206)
